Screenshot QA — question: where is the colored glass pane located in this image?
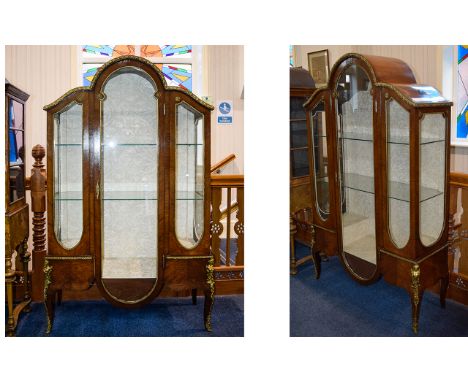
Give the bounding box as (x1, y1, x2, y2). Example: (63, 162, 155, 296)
(290, 45, 294, 67)
(457, 45, 468, 138)
(82, 64, 103, 86)
(82, 45, 135, 58)
(158, 64, 192, 91)
(161, 45, 192, 58)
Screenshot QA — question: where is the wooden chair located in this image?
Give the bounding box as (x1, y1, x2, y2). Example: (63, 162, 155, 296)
(290, 207, 321, 278)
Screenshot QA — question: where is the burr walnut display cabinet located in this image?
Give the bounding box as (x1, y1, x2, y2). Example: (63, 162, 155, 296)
(41, 56, 214, 333)
(5, 80, 31, 336)
(304, 53, 452, 334)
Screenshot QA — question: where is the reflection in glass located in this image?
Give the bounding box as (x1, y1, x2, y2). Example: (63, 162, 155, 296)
(420, 113, 446, 246)
(8, 99, 25, 203)
(101, 68, 158, 283)
(387, 99, 410, 248)
(336, 65, 377, 271)
(176, 102, 204, 249)
(54, 102, 83, 249)
(310, 101, 329, 220)
(290, 96, 309, 178)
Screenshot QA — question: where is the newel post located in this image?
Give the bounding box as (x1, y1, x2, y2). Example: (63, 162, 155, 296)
(30, 144, 47, 301)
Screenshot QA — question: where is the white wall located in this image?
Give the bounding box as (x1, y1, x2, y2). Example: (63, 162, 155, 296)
(203, 45, 244, 174)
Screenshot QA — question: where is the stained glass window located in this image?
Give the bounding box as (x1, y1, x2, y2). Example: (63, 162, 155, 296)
(81, 45, 194, 91)
(157, 64, 192, 90)
(457, 45, 468, 138)
(82, 63, 103, 86)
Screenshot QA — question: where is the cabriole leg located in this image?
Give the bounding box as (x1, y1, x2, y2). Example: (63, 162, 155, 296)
(410, 264, 423, 335)
(45, 292, 55, 334)
(204, 258, 215, 331)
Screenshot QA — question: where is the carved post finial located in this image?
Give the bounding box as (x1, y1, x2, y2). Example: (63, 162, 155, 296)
(32, 144, 45, 169)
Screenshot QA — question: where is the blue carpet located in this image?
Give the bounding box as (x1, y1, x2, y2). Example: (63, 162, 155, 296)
(14, 295, 243, 337)
(291, 243, 468, 336)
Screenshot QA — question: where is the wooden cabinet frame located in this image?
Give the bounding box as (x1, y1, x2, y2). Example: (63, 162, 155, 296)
(305, 53, 452, 334)
(42, 56, 214, 333)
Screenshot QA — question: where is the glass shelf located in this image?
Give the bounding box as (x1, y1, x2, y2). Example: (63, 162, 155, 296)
(102, 143, 157, 147)
(55, 143, 82, 146)
(54, 190, 204, 201)
(339, 132, 444, 145)
(176, 143, 203, 146)
(176, 191, 204, 200)
(343, 173, 443, 203)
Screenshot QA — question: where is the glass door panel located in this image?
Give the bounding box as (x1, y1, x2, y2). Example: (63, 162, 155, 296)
(310, 100, 329, 220)
(419, 113, 446, 246)
(387, 99, 410, 248)
(101, 67, 158, 301)
(336, 64, 377, 276)
(176, 102, 204, 249)
(8, 99, 25, 203)
(53, 102, 83, 249)
(290, 96, 309, 178)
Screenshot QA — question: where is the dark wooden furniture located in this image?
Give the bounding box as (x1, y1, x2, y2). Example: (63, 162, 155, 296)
(5, 79, 31, 336)
(304, 53, 452, 334)
(40, 56, 214, 333)
(290, 67, 317, 275)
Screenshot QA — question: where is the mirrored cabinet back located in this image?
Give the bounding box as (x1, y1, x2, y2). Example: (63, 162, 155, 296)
(39, 56, 214, 333)
(304, 53, 452, 334)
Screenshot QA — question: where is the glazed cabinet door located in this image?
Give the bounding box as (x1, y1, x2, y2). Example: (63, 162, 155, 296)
(169, 92, 211, 255)
(94, 65, 164, 304)
(334, 64, 378, 281)
(384, 96, 412, 253)
(308, 92, 335, 228)
(418, 110, 449, 249)
(48, 95, 91, 257)
(290, 95, 310, 179)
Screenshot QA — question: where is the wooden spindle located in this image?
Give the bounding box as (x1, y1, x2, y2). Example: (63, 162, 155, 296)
(234, 187, 244, 266)
(226, 187, 231, 266)
(211, 186, 223, 267)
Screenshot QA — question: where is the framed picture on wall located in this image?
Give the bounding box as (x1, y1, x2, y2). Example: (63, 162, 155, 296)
(452, 45, 468, 146)
(307, 49, 330, 87)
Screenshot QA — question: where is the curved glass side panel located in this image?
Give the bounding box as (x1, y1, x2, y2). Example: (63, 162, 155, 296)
(387, 99, 410, 248)
(176, 102, 204, 249)
(420, 113, 446, 246)
(101, 67, 158, 301)
(310, 100, 329, 220)
(53, 102, 83, 249)
(336, 64, 377, 277)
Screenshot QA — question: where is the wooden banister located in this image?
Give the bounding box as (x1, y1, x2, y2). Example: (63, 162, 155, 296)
(220, 202, 239, 220)
(211, 154, 236, 173)
(210, 174, 244, 187)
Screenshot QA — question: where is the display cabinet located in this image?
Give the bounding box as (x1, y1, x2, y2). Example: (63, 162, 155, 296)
(304, 53, 452, 333)
(5, 80, 31, 336)
(290, 67, 316, 210)
(41, 56, 214, 333)
(290, 68, 319, 275)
